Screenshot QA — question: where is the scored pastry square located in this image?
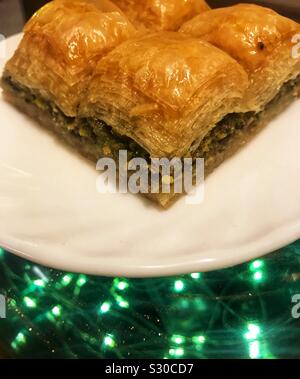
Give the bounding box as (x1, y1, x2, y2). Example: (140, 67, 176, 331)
(80, 32, 248, 158)
(180, 3, 300, 111)
(3, 0, 136, 116)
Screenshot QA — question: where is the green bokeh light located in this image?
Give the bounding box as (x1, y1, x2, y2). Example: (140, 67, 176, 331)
(115, 295, 129, 309)
(174, 280, 185, 292)
(99, 302, 111, 314)
(171, 335, 185, 345)
(169, 347, 184, 357)
(249, 340, 260, 359)
(23, 297, 37, 308)
(193, 335, 206, 344)
(244, 323, 260, 340)
(34, 279, 45, 288)
(61, 274, 73, 286)
(250, 260, 264, 271)
(11, 332, 26, 350)
(76, 275, 87, 287)
(114, 279, 129, 291)
(51, 305, 62, 317)
(103, 334, 116, 348)
(253, 271, 263, 281)
(190, 273, 201, 279)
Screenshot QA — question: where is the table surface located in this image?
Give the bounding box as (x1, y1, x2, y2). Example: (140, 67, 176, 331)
(0, 0, 300, 359)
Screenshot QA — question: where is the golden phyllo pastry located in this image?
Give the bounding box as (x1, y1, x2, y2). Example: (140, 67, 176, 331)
(3, 0, 136, 116)
(180, 3, 300, 111)
(111, 0, 210, 31)
(80, 32, 248, 157)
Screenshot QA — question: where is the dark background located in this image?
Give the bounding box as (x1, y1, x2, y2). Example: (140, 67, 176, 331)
(0, 0, 299, 38)
(209, 0, 300, 19)
(22, 1, 300, 21)
(22, 0, 300, 21)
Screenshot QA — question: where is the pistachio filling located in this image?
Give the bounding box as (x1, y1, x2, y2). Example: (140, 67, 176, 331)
(2, 74, 300, 166)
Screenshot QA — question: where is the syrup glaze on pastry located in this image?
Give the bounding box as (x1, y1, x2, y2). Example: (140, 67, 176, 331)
(80, 32, 248, 157)
(112, 0, 210, 31)
(180, 4, 300, 110)
(4, 0, 136, 116)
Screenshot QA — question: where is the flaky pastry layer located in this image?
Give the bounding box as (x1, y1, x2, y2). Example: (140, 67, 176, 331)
(180, 4, 300, 111)
(80, 32, 248, 158)
(2, 74, 299, 207)
(4, 0, 136, 117)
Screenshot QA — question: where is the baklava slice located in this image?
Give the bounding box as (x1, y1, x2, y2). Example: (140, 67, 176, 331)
(77, 32, 248, 205)
(2, 0, 136, 117)
(79, 32, 248, 158)
(111, 0, 210, 31)
(1, 28, 248, 207)
(179, 3, 300, 180)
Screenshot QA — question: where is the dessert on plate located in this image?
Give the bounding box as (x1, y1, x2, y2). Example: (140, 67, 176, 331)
(2, 1, 299, 207)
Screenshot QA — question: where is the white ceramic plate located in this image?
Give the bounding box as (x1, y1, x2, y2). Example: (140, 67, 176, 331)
(0, 34, 300, 277)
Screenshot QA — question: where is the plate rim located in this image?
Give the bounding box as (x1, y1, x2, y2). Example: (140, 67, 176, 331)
(0, 221, 299, 277)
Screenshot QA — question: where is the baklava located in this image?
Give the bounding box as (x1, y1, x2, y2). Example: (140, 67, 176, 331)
(179, 4, 300, 183)
(180, 4, 300, 111)
(2, 1, 300, 207)
(2, 0, 136, 117)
